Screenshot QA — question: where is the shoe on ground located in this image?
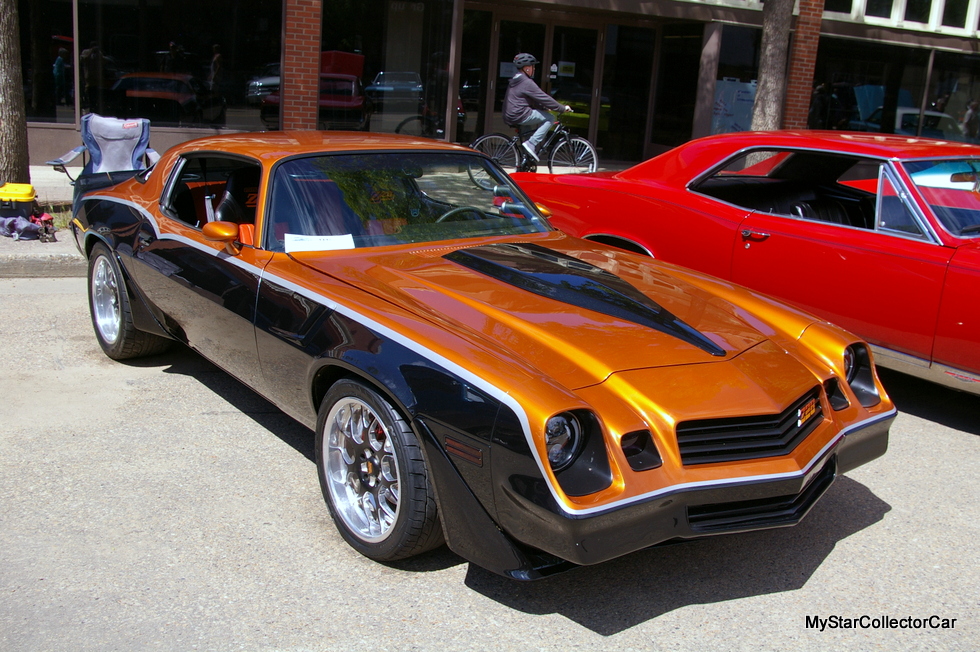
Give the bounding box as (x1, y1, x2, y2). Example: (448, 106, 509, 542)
(522, 141, 539, 162)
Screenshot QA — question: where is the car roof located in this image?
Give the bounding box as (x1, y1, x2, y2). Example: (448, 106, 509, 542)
(165, 130, 476, 164)
(622, 130, 980, 182)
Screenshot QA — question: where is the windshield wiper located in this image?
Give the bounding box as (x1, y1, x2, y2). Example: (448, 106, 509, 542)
(959, 224, 980, 235)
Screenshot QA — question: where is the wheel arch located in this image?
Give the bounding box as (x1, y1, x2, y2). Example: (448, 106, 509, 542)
(306, 350, 558, 579)
(310, 360, 410, 421)
(584, 233, 655, 257)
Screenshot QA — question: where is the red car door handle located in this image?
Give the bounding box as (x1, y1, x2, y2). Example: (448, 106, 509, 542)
(741, 229, 770, 240)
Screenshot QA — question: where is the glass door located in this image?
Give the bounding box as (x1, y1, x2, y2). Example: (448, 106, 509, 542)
(549, 26, 598, 140)
(598, 25, 655, 161)
(492, 21, 546, 133)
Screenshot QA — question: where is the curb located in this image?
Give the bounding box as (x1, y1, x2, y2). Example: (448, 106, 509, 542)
(0, 228, 87, 278)
(0, 251, 87, 278)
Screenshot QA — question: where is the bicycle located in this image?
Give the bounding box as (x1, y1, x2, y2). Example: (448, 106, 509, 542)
(469, 115, 598, 188)
(395, 100, 467, 139)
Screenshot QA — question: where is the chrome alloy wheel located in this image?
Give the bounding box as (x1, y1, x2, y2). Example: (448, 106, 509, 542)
(324, 397, 401, 543)
(91, 255, 122, 345)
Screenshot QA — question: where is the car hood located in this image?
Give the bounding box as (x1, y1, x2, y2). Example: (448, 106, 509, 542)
(291, 238, 783, 390)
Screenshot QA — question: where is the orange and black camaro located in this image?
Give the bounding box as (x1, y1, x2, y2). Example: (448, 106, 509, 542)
(71, 131, 895, 579)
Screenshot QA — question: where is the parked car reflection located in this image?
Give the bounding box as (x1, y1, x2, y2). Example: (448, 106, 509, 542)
(260, 73, 372, 131)
(105, 72, 226, 126)
(246, 63, 280, 105)
(365, 71, 424, 108)
(849, 106, 966, 141)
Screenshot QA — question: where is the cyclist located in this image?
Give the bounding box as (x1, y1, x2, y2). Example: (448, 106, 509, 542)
(503, 53, 571, 162)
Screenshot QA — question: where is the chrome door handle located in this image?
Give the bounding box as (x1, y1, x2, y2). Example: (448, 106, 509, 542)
(741, 229, 770, 240)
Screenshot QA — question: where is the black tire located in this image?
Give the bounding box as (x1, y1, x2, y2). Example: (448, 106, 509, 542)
(470, 133, 520, 179)
(315, 379, 443, 561)
(87, 242, 171, 360)
(548, 135, 598, 175)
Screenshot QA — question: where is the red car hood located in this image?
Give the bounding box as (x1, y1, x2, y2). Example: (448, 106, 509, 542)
(290, 238, 776, 390)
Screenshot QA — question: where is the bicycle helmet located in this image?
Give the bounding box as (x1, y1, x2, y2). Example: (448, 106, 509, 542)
(513, 53, 539, 68)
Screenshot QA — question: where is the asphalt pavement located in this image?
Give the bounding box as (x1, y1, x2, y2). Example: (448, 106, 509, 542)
(1, 278, 977, 652)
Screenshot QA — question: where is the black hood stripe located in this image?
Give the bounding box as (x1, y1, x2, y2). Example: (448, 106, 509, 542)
(444, 243, 726, 357)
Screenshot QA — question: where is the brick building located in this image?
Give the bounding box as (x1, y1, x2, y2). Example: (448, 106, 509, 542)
(20, 0, 980, 166)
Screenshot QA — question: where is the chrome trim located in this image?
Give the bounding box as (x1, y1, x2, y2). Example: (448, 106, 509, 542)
(82, 194, 896, 516)
(558, 408, 897, 519)
(871, 344, 980, 395)
(880, 162, 941, 244)
(583, 233, 654, 257)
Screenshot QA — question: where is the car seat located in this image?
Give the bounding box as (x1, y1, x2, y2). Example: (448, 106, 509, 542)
(214, 166, 261, 246)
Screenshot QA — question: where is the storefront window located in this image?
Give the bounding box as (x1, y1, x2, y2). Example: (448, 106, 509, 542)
(927, 52, 980, 142)
(20, 0, 283, 129)
(711, 25, 760, 135)
(808, 38, 929, 134)
(324, 0, 455, 140)
(492, 20, 547, 134)
(19, 0, 75, 123)
(651, 23, 702, 150)
(459, 10, 492, 141)
(598, 25, 655, 162)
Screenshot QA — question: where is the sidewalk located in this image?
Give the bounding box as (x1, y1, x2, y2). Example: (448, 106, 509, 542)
(0, 165, 85, 278)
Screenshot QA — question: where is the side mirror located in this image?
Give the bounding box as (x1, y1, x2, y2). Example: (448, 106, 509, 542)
(202, 221, 242, 255)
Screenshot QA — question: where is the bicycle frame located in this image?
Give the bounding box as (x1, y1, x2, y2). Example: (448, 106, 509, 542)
(514, 119, 573, 172)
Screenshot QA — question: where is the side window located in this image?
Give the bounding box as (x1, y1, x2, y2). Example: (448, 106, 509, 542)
(693, 149, 878, 229)
(877, 171, 925, 237)
(165, 157, 261, 232)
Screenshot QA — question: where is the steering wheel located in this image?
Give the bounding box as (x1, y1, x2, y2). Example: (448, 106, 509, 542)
(436, 206, 485, 223)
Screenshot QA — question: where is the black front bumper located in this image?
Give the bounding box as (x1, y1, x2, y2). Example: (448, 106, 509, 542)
(498, 411, 893, 570)
(422, 410, 892, 580)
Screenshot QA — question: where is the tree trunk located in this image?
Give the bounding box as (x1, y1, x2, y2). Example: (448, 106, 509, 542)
(750, 0, 795, 132)
(0, 0, 30, 185)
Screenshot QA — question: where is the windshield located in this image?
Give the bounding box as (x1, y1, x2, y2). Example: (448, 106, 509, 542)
(903, 159, 980, 236)
(266, 152, 551, 252)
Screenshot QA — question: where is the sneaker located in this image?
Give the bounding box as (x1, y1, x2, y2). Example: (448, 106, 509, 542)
(522, 141, 539, 162)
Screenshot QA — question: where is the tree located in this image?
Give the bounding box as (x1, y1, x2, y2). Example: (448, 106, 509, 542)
(750, 0, 795, 132)
(0, 0, 30, 184)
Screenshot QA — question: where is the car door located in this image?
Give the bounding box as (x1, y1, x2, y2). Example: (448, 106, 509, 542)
(129, 154, 271, 388)
(731, 163, 953, 363)
(932, 244, 980, 378)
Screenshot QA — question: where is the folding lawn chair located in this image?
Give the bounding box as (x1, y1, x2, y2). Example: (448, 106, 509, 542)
(47, 113, 160, 212)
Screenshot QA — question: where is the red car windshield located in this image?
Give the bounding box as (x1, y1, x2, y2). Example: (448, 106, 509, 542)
(904, 159, 980, 236)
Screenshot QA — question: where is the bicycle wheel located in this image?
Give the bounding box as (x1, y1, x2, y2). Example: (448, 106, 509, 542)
(395, 115, 427, 136)
(469, 133, 520, 188)
(549, 136, 598, 175)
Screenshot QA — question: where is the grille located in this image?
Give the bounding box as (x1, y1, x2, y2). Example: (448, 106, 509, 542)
(687, 456, 836, 533)
(676, 386, 823, 465)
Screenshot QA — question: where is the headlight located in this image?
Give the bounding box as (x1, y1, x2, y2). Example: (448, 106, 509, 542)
(545, 412, 582, 471)
(842, 343, 881, 408)
(843, 346, 856, 383)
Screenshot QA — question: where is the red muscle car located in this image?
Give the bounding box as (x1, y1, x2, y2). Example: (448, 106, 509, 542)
(515, 131, 980, 395)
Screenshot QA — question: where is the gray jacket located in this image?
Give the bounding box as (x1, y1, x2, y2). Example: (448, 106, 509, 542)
(503, 72, 563, 126)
